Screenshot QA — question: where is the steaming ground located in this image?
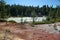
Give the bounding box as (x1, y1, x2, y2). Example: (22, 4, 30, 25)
(7, 17, 46, 23)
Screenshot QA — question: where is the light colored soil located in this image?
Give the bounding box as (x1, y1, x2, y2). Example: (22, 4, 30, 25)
(35, 24, 60, 34)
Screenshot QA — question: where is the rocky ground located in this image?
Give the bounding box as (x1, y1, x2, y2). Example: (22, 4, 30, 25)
(0, 22, 60, 40)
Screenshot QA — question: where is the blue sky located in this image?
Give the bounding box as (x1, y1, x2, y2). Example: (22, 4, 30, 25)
(4, 0, 60, 7)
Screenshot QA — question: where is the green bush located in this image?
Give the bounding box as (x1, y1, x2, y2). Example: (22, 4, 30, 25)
(8, 20, 16, 23)
(34, 22, 45, 25)
(46, 17, 51, 21)
(44, 21, 51, 24)
(56, 19, 60, 22)
(33, 20, 55, 25)
(0, 19, 7, 22)
(50, 19, 55, 23)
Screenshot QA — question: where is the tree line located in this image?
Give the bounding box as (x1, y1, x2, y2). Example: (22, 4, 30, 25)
(0, 0, 60, 19)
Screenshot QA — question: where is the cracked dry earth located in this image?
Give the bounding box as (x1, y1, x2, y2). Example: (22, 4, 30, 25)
(0, 22, 60, 40)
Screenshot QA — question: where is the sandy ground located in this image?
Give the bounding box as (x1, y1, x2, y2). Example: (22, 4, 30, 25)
(0, 22, 60, 40)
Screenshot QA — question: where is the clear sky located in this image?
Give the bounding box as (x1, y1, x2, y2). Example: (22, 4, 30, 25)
(4, 0, 60, 7)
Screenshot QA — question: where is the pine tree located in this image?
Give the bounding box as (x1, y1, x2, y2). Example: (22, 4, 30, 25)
(0, 0, 7, 20)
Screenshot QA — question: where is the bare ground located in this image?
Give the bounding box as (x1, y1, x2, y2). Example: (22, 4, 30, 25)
(0, 22, 60, 40)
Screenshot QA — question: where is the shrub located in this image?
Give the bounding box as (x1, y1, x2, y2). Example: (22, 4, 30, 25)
(0, 19, 7, 22)
(8, 20, 16, 23)
(49, 19, 55, 23)
(34, 22, 45, 25)
(46, 17, 51, 21)
(33, 20, 55, 25)
(56, 19, 60, 22)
